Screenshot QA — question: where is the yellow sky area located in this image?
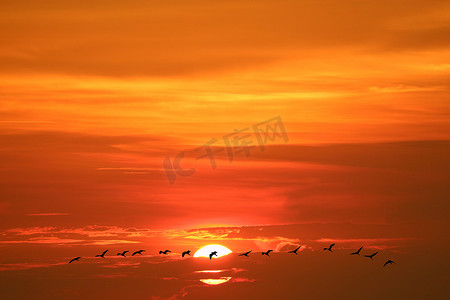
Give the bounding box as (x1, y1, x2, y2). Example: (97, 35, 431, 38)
(1, 48, 449, 145)
(1, 0, 450, 145)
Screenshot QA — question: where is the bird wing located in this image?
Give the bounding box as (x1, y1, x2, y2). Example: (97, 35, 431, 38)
(330, 244, 335, 249)
(102, 250, 108, 256)
(357, 246, 363, 252)
(268, 250, 273, 253)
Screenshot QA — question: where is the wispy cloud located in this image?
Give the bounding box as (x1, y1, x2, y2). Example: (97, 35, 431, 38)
(27, 213, 71, 216)
(0, 262, 65, 271)
(0, 236, 140, 246)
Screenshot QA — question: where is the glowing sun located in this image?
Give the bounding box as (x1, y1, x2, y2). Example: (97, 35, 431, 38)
(200, 277, 231, 285)
(193, 244, 232, 258)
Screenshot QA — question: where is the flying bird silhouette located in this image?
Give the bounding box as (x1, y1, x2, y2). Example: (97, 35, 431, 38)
(239, 250, 252, 257)
(364, 252, 378, 260)
(117, 251, 129, 257)
(209, 251, 218, 260)
(350, 246, 363, 255)
(69, 257, 81, 264)
(323, 243, 335, 252)
(159, 250, 171, 255)
(288, 246, 302, 254)
(132, 250, 145, 256)
(262, 250, 273, 256)
(384, 260, 396, 267)
(182, 250, 191, 257)
(95, 250, 108, 258)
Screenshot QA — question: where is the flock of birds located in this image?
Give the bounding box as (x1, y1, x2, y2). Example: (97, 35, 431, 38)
(323, 244, 395, 266)
(69, 244, 396, 267)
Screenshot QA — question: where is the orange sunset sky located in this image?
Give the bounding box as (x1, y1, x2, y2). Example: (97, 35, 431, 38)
(0, 0, 449, 299)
